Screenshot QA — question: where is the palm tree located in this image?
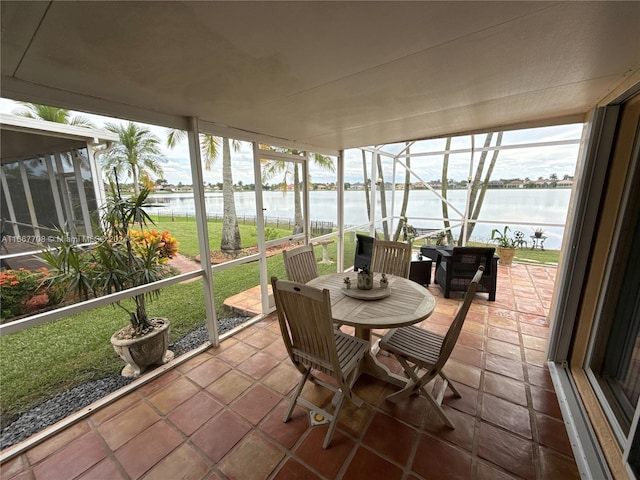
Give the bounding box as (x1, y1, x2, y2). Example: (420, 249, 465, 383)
(13, 102, 95, 127)
(219, 138, 242, 252)
(376, 153, 389, 239)
(261, 150, 335, 235)
(439, 132, 504, 245)
(103, 122, 165, 195)
(167, 131, 242, 253)
(463, 132, 503, 244)
(13, 103, 97, 175)
(393, 143, 412, 242)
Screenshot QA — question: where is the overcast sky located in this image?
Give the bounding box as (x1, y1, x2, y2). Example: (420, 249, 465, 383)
(1, 98, 583, 185)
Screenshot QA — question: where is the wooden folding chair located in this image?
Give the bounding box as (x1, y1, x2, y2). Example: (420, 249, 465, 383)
(271, 277, 369, 448)
(371, 239, 412, 278)
(282, 244, 318, 284)
(379, 266, 484, 428)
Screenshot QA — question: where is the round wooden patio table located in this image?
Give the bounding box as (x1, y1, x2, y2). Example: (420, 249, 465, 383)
(307, 272, 435, 386)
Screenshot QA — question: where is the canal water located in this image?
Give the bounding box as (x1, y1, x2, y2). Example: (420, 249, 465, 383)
(149, 188, 572, 250)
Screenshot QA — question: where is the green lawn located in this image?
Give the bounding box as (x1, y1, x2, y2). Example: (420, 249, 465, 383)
(0, 220, 556, 422)
(512, 246, 559, 265)
(463, 240, 560, 265)
(0, 220, 349, 420)
(151, 215, 304, 258)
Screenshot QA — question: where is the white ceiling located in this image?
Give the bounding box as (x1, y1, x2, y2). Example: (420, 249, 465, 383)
(2, 1, 639, 153)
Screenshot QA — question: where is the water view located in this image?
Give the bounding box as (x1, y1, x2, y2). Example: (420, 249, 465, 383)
(149, 189, 572, 250)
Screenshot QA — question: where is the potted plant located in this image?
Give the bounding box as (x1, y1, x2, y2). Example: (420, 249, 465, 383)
(42, 181, 178, 377)
(533, 227, 545, 238)
(401, 217, 417, 243)
(435, 231, 447, 246)
(490, 226, 518, 265)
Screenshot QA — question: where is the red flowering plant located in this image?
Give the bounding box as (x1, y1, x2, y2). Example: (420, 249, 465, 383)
(41, 182, 179, 335)
(0, 267, 50, 320)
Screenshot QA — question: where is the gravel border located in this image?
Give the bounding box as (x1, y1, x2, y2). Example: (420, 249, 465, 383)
(0, 316, 250, 450)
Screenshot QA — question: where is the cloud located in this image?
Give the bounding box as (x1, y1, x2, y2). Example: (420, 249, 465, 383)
(1, 98, 582, 184)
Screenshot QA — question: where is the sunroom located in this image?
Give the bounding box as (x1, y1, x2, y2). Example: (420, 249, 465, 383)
(1, 2, 639, 479)
(1, 114, 118, 269)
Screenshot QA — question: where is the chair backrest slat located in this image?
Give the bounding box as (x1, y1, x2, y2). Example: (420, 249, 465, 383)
(371, 240, 412, 278)
(283, 245, 319, 284)
(271, 277, 343, 378)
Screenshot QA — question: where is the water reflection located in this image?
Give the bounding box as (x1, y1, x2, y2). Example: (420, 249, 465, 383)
(148, 189, 571, 250)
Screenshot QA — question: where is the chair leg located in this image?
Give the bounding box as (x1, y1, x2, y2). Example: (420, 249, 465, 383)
(284, 368, 310, 422)
(439, 371, 461, 398)
(323, 390, 345, 449)
(385, 359, 455, 428)
(421, 386, 455, 429)
(344, 372, 364, 408)
(386, 357, 433, 402)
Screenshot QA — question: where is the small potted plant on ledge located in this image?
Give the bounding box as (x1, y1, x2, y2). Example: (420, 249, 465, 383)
(533, 227, 545, 238)
(490, 226, 518, 266)
(42, 181, 178, 377)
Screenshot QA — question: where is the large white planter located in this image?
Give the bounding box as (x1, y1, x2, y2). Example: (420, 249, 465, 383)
(110, 318, 173, 377)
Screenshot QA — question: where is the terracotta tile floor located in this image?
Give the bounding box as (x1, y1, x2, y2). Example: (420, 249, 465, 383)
(1, 263, 580, 479)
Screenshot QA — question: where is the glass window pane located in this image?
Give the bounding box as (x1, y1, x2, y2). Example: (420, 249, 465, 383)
(24, 156, 59, 236)
(590, 195, 640, 435)
(1, 161, 34, 236)
(308, 152, 337, 241)
(260, 150, 304, 239)
(344, 149, 375, 231)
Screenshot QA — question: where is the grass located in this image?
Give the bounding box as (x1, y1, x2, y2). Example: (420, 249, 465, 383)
(150, 215, 291, 258)
(0, 281, 205, 419)
(463, 240, 560, 265)
(512, 246, 559, 264)
(0, 224, 349, 420)
(0, 219, 557, 422)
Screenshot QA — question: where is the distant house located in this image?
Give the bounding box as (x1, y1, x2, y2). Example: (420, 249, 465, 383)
(508, 180, 524, 188)
(535, 177, 550, 188)
(557, 179, 573, 188)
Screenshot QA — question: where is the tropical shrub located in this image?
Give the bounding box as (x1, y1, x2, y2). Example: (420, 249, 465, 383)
(129, 229, 179, 262)
(0, 268, 47, 319)
(490, 226, 519, 248)
(264, 228, 280, 241)
(42, 184, 179, 335)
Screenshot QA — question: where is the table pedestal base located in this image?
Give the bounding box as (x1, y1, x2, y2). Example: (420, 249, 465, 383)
(355, 326, 408, 387)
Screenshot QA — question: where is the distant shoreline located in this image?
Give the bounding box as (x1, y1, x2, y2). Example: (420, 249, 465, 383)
(139, 185, 574, 194)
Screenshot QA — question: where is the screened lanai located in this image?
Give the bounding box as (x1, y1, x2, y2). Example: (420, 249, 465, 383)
(0, 114, 118, 269)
